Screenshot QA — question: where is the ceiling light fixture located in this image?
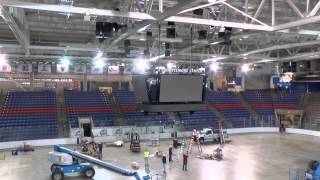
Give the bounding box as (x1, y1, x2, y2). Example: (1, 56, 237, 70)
(210, 62, 220, 72)
(241, 64, 251, 73)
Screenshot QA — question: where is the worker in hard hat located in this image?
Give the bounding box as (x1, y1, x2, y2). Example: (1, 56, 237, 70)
(144, 149, 150, 174)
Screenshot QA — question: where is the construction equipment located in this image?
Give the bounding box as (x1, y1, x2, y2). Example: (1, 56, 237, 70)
(130, 132, 141, 152)
(188, 130, 203, 154)
(78, 117, 102, 159)
(197, 147, 223, 161)
(306, 160, 320, 179)
(48, 145, 149, 180)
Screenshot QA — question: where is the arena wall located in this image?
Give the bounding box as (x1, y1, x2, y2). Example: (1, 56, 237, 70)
(2, 128, 320, 150)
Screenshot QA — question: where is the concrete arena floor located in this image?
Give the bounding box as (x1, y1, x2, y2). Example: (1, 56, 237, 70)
(0, 133, 319, 180)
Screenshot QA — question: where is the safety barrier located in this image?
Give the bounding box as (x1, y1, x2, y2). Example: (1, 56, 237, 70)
(0, 127, 320, 150)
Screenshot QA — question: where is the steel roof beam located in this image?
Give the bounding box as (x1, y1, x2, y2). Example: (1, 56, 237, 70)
(272, 15, 320, 31)
(251, 0, 266, 23)
(178, 1, 224, 15)
(285, 0, 305, 18)
(103, 0, 204, 50)
(308, 1, 320, 17)
(0, 0, 156, 20)
(166, 16, 273, 31)
(3, 0, 320, 33)
(240, 40, 320, 56)
(254, 51, 320, 63)
(200, 40, 320, 63)
(0, 6, 30, 55)
(221, 1, 269, 26)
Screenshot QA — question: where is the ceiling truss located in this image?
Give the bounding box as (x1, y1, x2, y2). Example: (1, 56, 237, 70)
(0, 0, 319, 65)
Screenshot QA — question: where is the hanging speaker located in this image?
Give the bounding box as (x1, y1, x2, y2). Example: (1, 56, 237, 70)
(225, 27, 233, 31)
(168, 21, 175, 26)
(165, 50, 171, 57)
(198, 30, 207, 40)
(124, 40, 131, 55)
(96, 22, 104, 38)
(166, 28, 176, 38)
(124, 39, 131, 47)
(113, 22, 120, 32)
(218, 31, 225, 39)
(165, 42, 170, 50)
(98, 38, 105, 43)
(146, 31, 152, 37)
(103, 22, 114, 38)
(146, 31, 152, 41)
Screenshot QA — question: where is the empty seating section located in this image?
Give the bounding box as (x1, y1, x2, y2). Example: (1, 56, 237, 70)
(0, 91, 58, 142)
(0, 90, 302, 142)
(241, 90, 275, 124)
(179, 111, 216, 131)
(114, 91, 170, 126)
(64, 91, 115, 128)
(207, 91, 250, 128)
(273, 92, 300, 109)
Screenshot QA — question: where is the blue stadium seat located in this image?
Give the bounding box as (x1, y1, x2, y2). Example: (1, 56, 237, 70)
(64, 90, 116, 128)
(0, 91, 58, 142)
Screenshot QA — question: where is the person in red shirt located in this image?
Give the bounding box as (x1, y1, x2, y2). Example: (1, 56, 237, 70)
(182, 151, 188, 171)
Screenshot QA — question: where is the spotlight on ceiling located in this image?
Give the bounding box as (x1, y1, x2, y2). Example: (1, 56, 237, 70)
(93, 51, 105, 67)
(94, 51, 103, 59)
(210, 62, 220, 72)
(93, 58, 105, 68)
(167, 62, 176, 69)
(134, 58, 149, 74)
(241, 64, 251, 73)
(60, 56, 70, 66)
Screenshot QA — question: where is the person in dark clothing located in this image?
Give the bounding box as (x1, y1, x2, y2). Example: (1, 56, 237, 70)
(182, 151, 188, 171)
(169, 145, 173, 162)
(162, 154, 167, 174)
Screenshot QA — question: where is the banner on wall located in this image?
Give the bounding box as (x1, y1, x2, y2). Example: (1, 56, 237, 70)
(72, 80, 80, 90)
(44, 82, 57, 89)
(17, 64, 32, 73)
(0, 63, 12, 72)
(38, 64, 51, 73)
(108, 66, 119, 74)
(169, 68, 205, 74)
(70, 128, 108, 137)
(91, 66, 104, 74)
(74, 64, 86, 74)
(56, 64, 69, 73)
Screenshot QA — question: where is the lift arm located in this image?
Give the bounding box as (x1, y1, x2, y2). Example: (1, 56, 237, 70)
(53, 145, 140, 179)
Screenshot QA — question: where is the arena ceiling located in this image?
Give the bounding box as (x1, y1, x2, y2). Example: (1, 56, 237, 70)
(0, 0, 319, 66)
